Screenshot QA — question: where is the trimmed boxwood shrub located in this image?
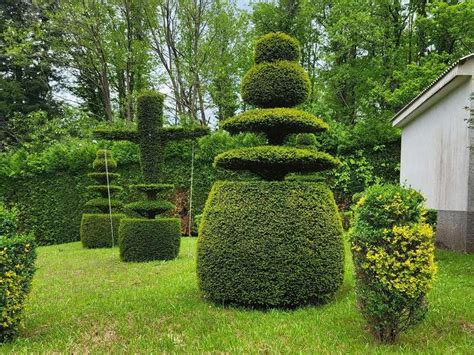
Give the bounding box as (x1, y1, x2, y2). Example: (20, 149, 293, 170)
(0, 204, 36, 343)
(241, 61, 310, 108)
(221, 108, 327, 144)
(80, 213, 125, 248)
(198, 181, 344, 308)
(254, 32, 301, 64)
(119, 218, 180, 262)
(350, 184, 436, 343)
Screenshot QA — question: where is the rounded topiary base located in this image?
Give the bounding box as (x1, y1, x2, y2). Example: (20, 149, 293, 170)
(197, 181, 344, 308)
(119, 218, 181, 262)
(80, 213, 125, 248)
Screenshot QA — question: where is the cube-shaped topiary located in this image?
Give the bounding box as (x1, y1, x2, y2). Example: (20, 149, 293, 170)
(81, 150, 124, 249)
(197, 32, 344, 308)
(94, 91, 208, 262)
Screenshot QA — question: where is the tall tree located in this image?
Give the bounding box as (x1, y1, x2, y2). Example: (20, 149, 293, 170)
(47, 0, 151, 121)
(0, 0, 57, 140)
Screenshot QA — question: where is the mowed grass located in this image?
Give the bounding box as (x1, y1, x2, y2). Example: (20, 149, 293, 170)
(1, 238, 473, 353)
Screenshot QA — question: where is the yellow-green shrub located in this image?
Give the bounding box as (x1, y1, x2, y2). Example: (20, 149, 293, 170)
(350, 184, 436, 343)
(0, 204, 36, 343)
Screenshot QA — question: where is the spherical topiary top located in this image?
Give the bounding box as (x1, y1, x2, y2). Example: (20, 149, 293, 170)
(254, 32, 301, 64)
(241, 61, 310, 108)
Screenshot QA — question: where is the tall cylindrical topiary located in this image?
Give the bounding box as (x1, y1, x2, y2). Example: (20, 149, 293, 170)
(197, 32, 344, 308)
(94, 91, 208, 262)
(81, 150, 125, 248)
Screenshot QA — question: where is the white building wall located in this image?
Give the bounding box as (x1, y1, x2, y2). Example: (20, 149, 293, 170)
(400, 78, 472, 211)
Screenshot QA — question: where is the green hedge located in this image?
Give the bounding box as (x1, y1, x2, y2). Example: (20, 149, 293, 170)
(0, 234, 37, 343)
(2, 165, 141, 246)
(119, 218, 181, 262)
(197, 181, 344, 308)
(241, 61, 310, 108)
(350, 184, 436, 343)
(80, 213, 125, 248)
(254, 32, 301, 64)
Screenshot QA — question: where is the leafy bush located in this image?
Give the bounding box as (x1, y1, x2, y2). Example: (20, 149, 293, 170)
(426, 209, 438, 231)
(198, 181, 344, 308)
(0, 205, 36, 343)
(241, 61, 310, 108)
(119, 218, 180, 262)
(215, 146, 339, 180)
(254, 32, 301, 64)
(221, 108, 327, 144)
(0, 204, 17, 238)
(350, 184, 436, 343)
(80, 214, 125, 248)
(340, 210, 352, 230)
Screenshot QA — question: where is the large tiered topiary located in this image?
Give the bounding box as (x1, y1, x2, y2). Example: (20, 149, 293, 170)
(95, 91, 208, 262)
(197, 32, 344, 308)
(81, 150, 125, 248)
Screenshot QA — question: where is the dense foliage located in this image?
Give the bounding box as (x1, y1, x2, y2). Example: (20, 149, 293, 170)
(119, 218, 181, 262)
(215, 146, 339, 180)
(241, 61, 310, 108)
(0, 204, 37, 343)
(350, 185, 436, 343)
(198, 181, 344, 308)
(222, 108, 328, 144)
(80, 214, 125, 249)
(254, 32, 301, 64)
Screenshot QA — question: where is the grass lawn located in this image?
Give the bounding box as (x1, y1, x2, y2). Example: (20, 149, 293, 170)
(1, 237, 473, 353)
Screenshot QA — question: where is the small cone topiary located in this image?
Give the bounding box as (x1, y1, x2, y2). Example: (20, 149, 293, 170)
(94, 91, 208, 262)
(197, 32, 344, 308)
(81, 150, 125, 248)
